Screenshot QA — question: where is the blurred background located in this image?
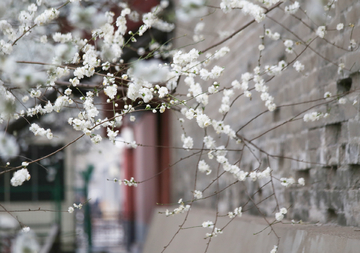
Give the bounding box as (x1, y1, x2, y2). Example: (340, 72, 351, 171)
(0, 0, 173, 252)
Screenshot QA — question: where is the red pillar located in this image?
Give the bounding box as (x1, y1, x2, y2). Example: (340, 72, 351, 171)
(158, 110, 171, 204)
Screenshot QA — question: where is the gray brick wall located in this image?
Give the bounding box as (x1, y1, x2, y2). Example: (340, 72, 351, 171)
(171, 1, 360, 227)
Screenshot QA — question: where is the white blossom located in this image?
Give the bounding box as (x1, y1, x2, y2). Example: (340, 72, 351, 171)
(22, 227, 30, 232)
(30, 89, 41, 98)
(324, 92, 332, 99)
(203, 136, 215, 149)
(91, 135, 102, 144)
(338, 62, 345, 74)
(107, 128, 119, 141)
(270, 245, 278, 253)
(284, 39, 294, 53)
(202, 220, 214, 228)
(303, 112, 322, 122)
(40, 35, 47, 43)
(104, 85, 118, 99)
(0, 40, 13, 54)
(11, 168, 31, 187)
(285, 1, 300, 14)
(250, 171, 257, 181)
(70, 78, 79, 87)
(298, 178, 305, 186)
(316, 26, 326, 38)
(64, 88, 72, 96)
(235, 170, 248, 181)
(158, 87, 168, 98)
(275, 212, 284, 221)
(193, 190, 202, 199)
(337, 23, 344, 30)
(198, 160, 211, 175)
(338, 98, 346, 104)
(349, 39, 356, 50)
(181, 134, 193, 150)
(280, 177, 295, 187)
(196, 113, 211, 128)
(293, 61, 304, 72)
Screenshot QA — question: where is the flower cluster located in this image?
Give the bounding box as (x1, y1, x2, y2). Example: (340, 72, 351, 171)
(181, 134, 194, 150)
(139, 2, 174, 36)
(284, 1, 300, 14)
(34, 8, 59, 26)
(280, 177, 305, 187)
(201, 220, 222, 239)
(303, 112, 327, 122)
(202, 220, 214, 229)
(293, 61, 304, 72)
(284, 40, 294, 54)
(265, 29, 280, 40)
(29, 123, 53, 140)
(165, 199, 191, 216)
(184, 76, 208, 106)
(219, 89, 234, 114)
(127, 62, 176, 103)
(228, 207, 242, 218)
(198, 160, 212, 175)
(220, 0, 268, 23)
(0, 40, 13, 55)
(249, 167, 272, 182)
(68, 202, 83, 213)
(316, 26, 326, 38)
(73, 203, 83, 209)
(205, 227, 223, 238)
(214, 150, 249, 181)
(122, 177, 138, 187)
(193, 22, 205, 42)
(111, 177, 138, 186)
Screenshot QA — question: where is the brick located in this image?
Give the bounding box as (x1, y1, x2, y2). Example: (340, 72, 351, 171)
(325, 145, 338, 165)
(348, 120, 360, 139)
(330, 190, 345, 211)
(325, 123, 341, 146)
(345, 143, 360, 164)
(334, 166, 352, 189)
(307, 129, 322, 150)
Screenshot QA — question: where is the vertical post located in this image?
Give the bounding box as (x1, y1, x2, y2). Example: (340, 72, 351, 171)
(123, 148, 135, 251)
(82, 165, 94, 252)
